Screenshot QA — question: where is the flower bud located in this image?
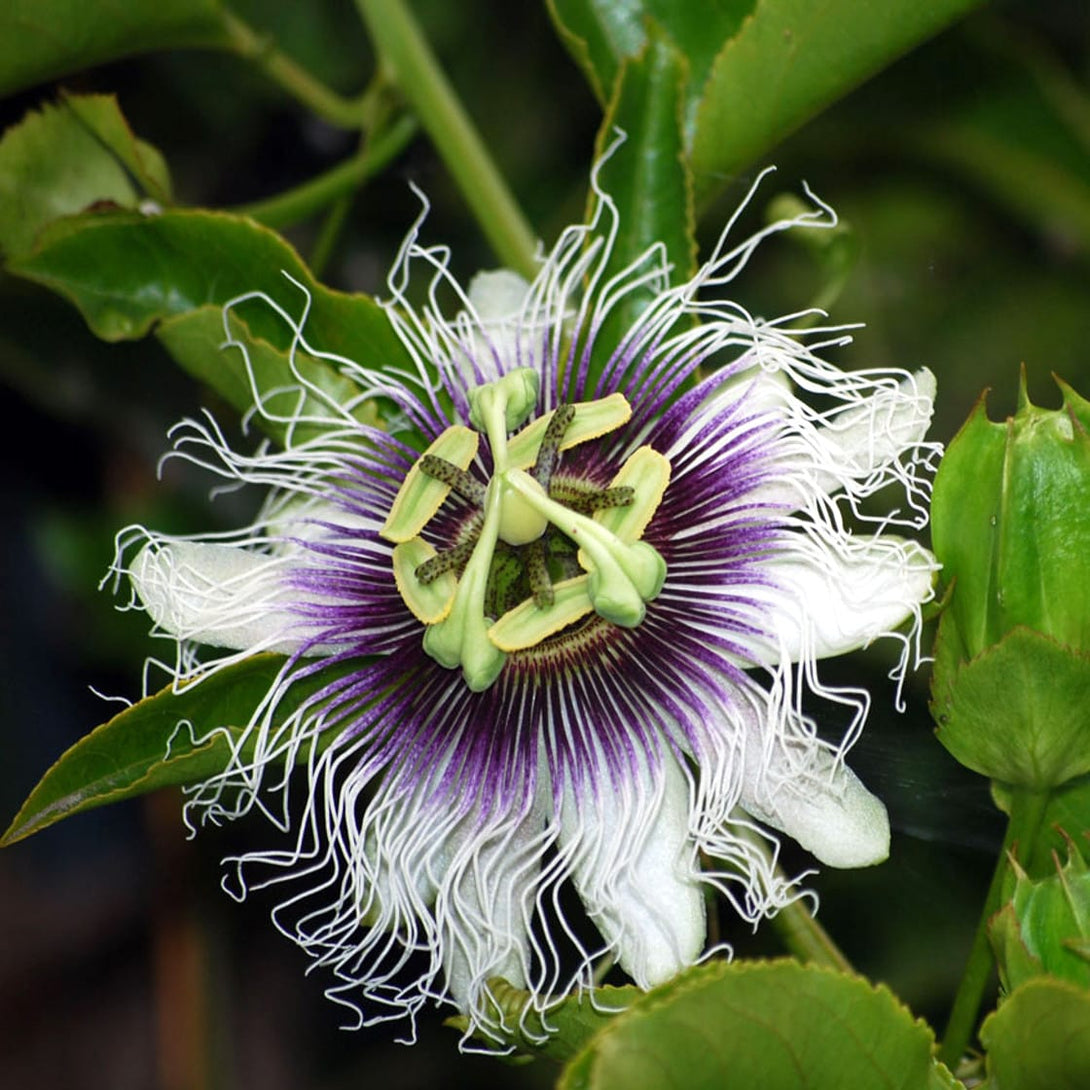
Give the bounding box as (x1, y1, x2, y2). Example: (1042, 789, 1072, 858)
(989, 835, 1090, 993)
(930, 373, 1090, 789)
(932, 372, 1090, 660)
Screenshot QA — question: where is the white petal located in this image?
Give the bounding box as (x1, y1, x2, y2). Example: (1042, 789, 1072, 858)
(560, 753, 705, 989)
(467, 269, 532, 319)
(739, 735, 889, 868)
(727, 365, 794, 417)
(131, 541, 311, 654)
(750, 536, 935, 664)
(811, 368, 935, 486)
(750, 368, 936, 508)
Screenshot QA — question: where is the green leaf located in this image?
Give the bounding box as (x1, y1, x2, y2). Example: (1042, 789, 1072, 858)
(2, 654, 341, 846)
(690, 0, 988, 204)
(585, 25, 694, 388)
(932, 625, 1090, 790)
(65, 93, 173, 204)
(156, 306, 382, 449)
(547, 0, 752, 127)
(558, 960, 948, 1090)
(980, 978, 1090, 1088)
(6, 208, 412, 439)
(0, 94, 171, 259)
(0, 0, 229, 98)
(549, 0, 987, 207)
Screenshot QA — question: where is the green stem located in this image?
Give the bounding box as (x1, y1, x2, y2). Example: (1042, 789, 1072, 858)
(734, 827, 853, 972)
(232, 116, 417, 229)
(310, 194, 354, 277)
(938, 786, 1050, 1069)
(772, 896, 854, 973)
(353, 0, 538, 279)
(219, 10, 368, 129)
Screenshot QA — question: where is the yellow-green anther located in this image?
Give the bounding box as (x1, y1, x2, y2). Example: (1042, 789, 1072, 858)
(392, 538, 457, 624)
(381, 426, 479, 543)
(594, 447, 671, 543)
(468, 368, 540, 435)
(489, 576, 594, 651)
(508, 393, 632, 470)
(421, 480, 506, 691)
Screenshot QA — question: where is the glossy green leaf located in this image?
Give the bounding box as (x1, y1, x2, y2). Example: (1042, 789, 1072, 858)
(6, 208, 412, 439)
(558, 960, 947, 1090)
(980, 978, 1090, 1088)
(156, 306, 381, 448)
(0, 95, 171, 258)
(2, 654, 343, 846)
(547, 0, 752, 127)
(584, 25, 694, 389)
(549, 0, 987, 207)
(932, 625, 1090, 790)
(690, 0, 987, 204)
(0, 0, 230, 98)
(65, 93, 173, 203)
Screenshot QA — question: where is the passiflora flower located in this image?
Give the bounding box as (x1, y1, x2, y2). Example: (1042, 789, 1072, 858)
(113, 169, 938, 1042)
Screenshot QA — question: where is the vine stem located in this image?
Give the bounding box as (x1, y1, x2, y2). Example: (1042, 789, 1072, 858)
(232, 116, 418, 229)
(353, 0, 539, 279)
(772, 895, 854, 973)
(734, 828, 853, 972)
(938, 786, 1050, 1069)
(219, 11, 369, 129)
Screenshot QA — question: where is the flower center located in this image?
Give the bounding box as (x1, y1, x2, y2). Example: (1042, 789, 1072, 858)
(379, 369, 670, 692)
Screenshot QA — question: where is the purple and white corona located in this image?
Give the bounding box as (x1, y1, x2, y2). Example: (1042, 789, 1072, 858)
(114, 169, 939, 1041)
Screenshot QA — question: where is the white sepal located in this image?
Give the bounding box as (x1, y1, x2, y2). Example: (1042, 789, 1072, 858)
(131, 541, 310, 654)
(750, 536, 935, 664)
(440, 793, 546, 1015)
(739, 737, 890, 868)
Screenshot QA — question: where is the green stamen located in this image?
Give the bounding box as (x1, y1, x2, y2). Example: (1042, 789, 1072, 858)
(415, 537, 476, 584)
(503, 468, 666, 627)
(525, 539, 554, 607)
(550, 483, 635, 514)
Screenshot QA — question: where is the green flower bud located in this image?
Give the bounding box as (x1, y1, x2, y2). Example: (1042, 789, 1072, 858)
(989, 835, 1090, 994)
(930, 373, 1090, 789)
(932, 372, 1090, 660)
